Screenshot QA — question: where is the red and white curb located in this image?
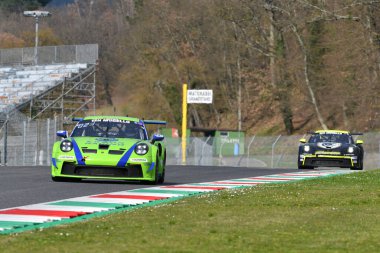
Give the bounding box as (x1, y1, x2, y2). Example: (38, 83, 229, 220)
(0, 169, 354, 234)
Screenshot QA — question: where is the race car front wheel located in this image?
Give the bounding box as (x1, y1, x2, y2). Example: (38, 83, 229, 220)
(158, 167, 165, 184)
(158, 152, 166, 184)
(298, 161, 314, 170)
(350, 159, 363, 170)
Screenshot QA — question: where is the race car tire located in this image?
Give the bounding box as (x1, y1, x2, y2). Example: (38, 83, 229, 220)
(158, 152, 166, 184)
(158, 168, 165, 184)
(298, 162, 313, 170)
(350, 159, 363, 170)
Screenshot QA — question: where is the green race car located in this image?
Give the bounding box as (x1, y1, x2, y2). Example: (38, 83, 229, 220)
(51, 116, 167, 184)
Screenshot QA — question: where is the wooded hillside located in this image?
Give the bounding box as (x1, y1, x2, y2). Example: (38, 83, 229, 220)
(0, 0, 380, 135)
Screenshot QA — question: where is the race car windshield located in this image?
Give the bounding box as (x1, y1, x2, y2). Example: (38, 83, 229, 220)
(308, 133, 352, 144)
(71, 119, 147, 140)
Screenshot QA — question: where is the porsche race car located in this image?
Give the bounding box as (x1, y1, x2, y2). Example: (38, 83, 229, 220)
(51, 116, 167, 183)
(298, 130, 364, 170)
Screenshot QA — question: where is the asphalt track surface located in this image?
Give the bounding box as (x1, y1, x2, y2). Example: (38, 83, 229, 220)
(0, 165, 299, 210)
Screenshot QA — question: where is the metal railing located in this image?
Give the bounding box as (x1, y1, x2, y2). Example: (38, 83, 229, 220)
(0, 44, 98, 66)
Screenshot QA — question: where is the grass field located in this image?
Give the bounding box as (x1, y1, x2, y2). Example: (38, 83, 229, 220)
(1, 170, 380, 253)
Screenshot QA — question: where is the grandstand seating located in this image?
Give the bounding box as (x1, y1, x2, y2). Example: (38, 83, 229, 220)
(0, 63, 88, 112)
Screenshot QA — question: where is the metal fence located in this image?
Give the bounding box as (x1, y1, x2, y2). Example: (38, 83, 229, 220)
(0, 116, 63, 166)
(0, 119, 378, 169)
(0, 44, 98, 65)
(166, 134, 379, 170)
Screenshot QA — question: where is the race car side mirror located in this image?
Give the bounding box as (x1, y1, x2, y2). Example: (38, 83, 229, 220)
(56, 130, 68, 138)
(356, 140, 364, 145)
(299, 138, 306, 143)
(151, 134, 164, 144)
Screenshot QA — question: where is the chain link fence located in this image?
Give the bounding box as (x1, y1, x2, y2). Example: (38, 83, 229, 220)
(166, 134, 379, 170)
(0, 116, 63, 166)
(0, 119, 378, 170)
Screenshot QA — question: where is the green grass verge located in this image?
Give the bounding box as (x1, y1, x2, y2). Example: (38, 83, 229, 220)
(1, 170, 380, 253)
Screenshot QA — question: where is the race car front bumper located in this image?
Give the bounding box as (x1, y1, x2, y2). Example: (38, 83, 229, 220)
(51, 159, 156, 181)
(60, 163, 144, 178)
(300, 155, 357, 168)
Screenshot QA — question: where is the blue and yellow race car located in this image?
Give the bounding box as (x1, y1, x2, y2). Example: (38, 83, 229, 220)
(298, 130, 364, 170)
(51, 116, 167, 183)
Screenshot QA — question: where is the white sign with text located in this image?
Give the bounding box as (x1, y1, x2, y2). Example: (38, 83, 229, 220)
(187, 89, 213, 104)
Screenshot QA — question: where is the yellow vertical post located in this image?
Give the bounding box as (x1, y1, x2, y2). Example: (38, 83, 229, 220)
(181, 83, 188, 165)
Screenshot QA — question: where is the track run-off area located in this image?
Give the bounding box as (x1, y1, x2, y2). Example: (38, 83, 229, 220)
(0, 165, 355, 234)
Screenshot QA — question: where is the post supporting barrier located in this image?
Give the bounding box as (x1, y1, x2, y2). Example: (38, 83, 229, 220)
(271, 135, 281, 168)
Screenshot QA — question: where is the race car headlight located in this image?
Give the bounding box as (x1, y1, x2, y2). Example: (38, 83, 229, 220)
(134, 143, 149, 155)
(348, 147, 354, 153)
(60, 140, 73, 152)
(304, 145, 310, 152)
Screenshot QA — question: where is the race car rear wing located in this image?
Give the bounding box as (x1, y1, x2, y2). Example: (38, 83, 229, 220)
(143, 120, 167, 125)
(307, 131, 363, 135)
(72, 117, 83, 122)
(70, 118, 167, 125)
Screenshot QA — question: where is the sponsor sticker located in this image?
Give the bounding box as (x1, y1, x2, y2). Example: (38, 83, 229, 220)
(58, 155, 75, 160)
(91, 119, 130, 123)
(315, 151, 340, 155)
(129, 158, 148, 162)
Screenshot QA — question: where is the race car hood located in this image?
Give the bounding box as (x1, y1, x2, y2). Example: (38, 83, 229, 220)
(308, 142, 351, 154)
(68, 136, 142, 152)
(56, 136, 151, 167)
(316, 142, 342, 149)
